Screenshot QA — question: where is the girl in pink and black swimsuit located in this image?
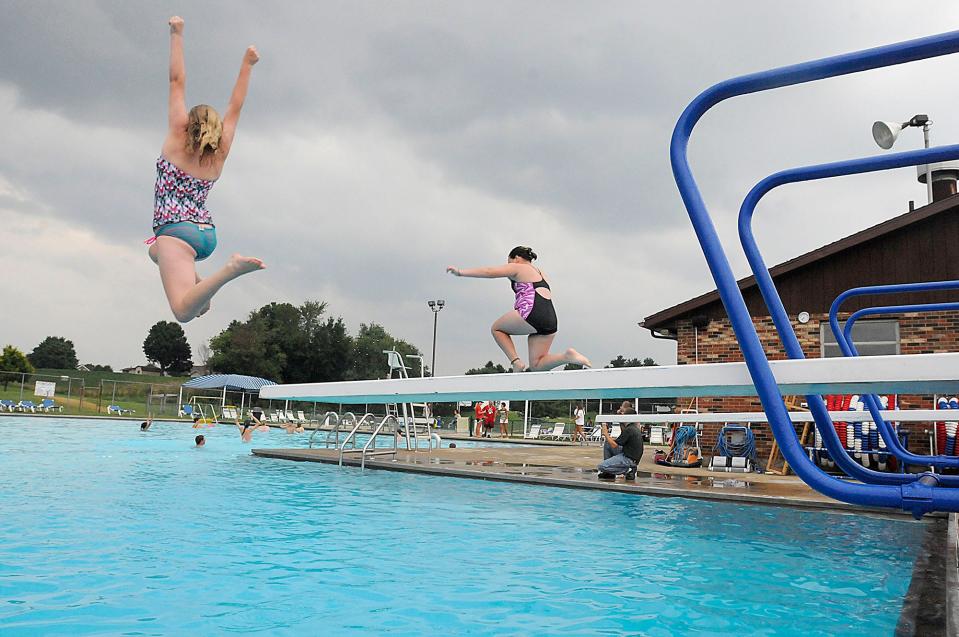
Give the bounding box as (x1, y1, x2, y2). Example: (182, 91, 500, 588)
(447, 246, 591, 372)
(147, 16, 264, 323)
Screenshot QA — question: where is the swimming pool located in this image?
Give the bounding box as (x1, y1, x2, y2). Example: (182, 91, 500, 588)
(0, 418, 930, 635)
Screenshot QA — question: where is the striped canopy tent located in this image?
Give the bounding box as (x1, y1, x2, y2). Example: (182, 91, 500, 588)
(178, 374, 277, 416)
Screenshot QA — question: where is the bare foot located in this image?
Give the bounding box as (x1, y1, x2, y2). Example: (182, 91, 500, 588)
(511, 358, 528, 373)
(565, 348, 591, 368)
(226, 254, 266, 277)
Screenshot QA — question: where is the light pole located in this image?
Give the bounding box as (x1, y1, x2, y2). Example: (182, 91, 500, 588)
(427, 299, 445, 376)
(872, 114, 933, 204)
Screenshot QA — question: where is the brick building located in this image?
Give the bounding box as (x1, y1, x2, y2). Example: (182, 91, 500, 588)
(641, 194, 959, 460)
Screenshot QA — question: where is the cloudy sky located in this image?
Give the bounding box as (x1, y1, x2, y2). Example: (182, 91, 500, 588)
(2, 1, 959, 375)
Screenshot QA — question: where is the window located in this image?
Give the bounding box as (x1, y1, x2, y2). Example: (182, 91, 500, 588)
(820, 319, 899, 358)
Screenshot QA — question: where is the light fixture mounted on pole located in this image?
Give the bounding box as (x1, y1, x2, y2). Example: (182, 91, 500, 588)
(427, 299, 445, 377)
(872, 114, 933, 204)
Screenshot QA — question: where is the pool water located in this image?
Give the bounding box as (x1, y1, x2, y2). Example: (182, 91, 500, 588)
(0, 418, 928, 635)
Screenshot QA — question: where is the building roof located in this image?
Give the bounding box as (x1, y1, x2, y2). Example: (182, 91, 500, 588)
(642, 193, 959, 333)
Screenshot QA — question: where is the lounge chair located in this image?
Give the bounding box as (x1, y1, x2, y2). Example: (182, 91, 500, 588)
(542, 423, 571, 441)
(0, 399, 16, 412)
(586, 426, 601, 442)
(295, 410, 310, 425)
(524, 424, 542, 439)
(107, 404, 134, 416)
(269, 412, 280, 424)
(39, 399, 63, 413)
(17, 400, 38, 413)
(222, 406, 237, 420)
(179, 404, 195, 418)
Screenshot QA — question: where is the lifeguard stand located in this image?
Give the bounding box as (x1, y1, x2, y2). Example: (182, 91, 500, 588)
(383, 350, 436, 451)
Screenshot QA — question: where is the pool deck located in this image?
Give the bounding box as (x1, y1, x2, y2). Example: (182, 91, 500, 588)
(252, 440, 917, 516)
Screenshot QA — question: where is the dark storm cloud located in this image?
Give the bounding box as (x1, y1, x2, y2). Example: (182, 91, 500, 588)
(2, 0, 959, 370)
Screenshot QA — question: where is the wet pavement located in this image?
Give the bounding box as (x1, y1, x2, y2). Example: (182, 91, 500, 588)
(251, 442, 915, 515)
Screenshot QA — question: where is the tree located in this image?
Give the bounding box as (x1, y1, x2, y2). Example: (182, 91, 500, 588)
(209, 317, 284, 380)
(465, 361, 508, 375)
(348, 323, 422, 380)
(82, 363, 113, 372)
(28, 336, 78, 370)
(606, 355, 658, 368)
(143, 321, 193, 375)
(0, 345, 35, 389)
(207, 301, 354, 383)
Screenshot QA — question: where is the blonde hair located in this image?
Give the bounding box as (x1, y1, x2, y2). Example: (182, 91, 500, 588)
(185, 104, 222, 161)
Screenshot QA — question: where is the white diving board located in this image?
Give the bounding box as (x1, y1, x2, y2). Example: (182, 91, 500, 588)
(594, 410, 947, 424)
(259, 352, 959, 404)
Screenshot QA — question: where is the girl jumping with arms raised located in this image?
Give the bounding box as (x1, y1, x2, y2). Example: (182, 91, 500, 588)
(149, 16, 264, 323)
(447, 246, 591, 372)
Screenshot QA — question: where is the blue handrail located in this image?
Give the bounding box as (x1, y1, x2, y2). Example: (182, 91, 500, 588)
(827, 282, 959, 469)
(738, 151, 959, 484)
(672, 29, 959, 516)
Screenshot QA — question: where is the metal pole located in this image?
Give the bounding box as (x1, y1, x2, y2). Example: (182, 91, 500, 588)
(431, 311, 438, 376)
(923, 123, 934, 204)
(19, 373, 25, 401)
(523, 400, 529, 438)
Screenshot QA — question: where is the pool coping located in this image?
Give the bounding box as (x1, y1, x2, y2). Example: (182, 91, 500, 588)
(250, 447, 926, 518)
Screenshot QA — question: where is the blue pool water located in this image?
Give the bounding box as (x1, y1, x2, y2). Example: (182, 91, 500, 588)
(0, 418, 927, 635)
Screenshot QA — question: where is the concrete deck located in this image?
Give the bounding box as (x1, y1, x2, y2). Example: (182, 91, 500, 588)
(252, 442, 913, 516)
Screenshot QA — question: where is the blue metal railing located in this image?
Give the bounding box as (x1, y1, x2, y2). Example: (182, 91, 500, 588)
(672, 29, 959, 516)
(828, 282, 959, 470)
(738, 154, 959, 485)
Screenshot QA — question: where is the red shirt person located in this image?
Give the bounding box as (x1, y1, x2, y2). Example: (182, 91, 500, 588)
(482, 401, 497, 437)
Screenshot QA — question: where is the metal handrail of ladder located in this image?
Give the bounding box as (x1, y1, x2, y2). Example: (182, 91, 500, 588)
(307, 411, 340, 449)
(339, 414, 399, 467)
(332, 412, 377, 450)
(331, 412, 358, 450)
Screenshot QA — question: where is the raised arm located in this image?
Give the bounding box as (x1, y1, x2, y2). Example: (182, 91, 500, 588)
(168, 16, 188, 130)
(219, 46, 259, 155)
(447, 264, 521, 279)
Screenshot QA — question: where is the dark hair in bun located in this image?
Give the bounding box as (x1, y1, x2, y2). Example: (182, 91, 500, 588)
(508, 246, 537, 261)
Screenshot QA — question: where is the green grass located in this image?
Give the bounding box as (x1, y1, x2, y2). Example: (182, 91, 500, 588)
(0, 368, 191, 418)
(34, 368, 191, 386)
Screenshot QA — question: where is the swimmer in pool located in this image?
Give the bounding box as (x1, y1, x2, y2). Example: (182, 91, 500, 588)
(235, 409, 266, 442)
(195, 434, 206, 447)
(148, 15, 265, 323)
(447, 246, 591, 372)
(140, 418, 153, 431)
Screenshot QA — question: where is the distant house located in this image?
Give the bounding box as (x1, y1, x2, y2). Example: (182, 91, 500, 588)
(76, 364, 90, 372)
(121, 364, 164, 375)
(190, 365, 209, 378)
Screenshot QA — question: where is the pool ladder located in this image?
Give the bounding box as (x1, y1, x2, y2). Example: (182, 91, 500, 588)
(339, 413, 400, 469)
(387, 402, 437, 453)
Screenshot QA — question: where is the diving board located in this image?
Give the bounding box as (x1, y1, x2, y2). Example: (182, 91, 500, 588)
(594, 410, 946, 424)
(259, 352, 959, 404)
